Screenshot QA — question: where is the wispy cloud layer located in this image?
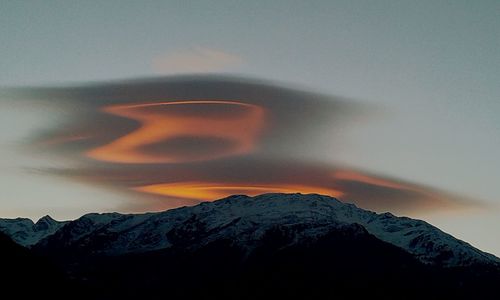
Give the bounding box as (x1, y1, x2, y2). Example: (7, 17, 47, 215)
(152, 48, 243, 74)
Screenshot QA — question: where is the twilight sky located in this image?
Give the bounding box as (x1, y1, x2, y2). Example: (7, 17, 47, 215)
(0, 1, 499, 255)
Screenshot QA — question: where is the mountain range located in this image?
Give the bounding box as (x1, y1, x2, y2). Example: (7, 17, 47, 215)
(1, 193, 499, 299)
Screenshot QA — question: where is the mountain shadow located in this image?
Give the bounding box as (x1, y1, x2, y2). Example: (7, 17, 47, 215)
(39, 222, 500, 300)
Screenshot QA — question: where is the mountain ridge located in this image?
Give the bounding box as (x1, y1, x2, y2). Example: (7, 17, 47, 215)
(2, 193, 498, 267)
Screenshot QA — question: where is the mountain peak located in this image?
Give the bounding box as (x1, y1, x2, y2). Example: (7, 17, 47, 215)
(34, 215, 60, 232)
(210, 192, 346, 213)
(36, 215, 56, 224)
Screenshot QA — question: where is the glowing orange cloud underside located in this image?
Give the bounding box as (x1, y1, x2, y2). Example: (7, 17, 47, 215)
(332, 170, 450, 209)
(87, 100, 266, 163)
(135, 182, 343, 202)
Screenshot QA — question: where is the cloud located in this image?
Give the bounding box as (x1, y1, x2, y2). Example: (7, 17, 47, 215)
(152, 47, 243, 74)
(42, 157, 470, 215)
(86, 100, 265, 163)
(5, 75, 476, 215)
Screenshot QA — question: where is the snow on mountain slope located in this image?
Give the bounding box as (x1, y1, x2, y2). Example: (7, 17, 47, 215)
(0, 215, 68, 247)
(33, 193, 500, 267)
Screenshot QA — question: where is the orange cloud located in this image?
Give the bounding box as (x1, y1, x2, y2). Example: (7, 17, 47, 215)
(135, 181, 342, 201)
(87, 100, 266, 163)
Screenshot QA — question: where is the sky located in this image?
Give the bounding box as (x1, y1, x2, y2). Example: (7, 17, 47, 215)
(0, 1, 499, 255)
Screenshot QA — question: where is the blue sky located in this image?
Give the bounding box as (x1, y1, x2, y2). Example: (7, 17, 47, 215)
(1, 0, 499, 255)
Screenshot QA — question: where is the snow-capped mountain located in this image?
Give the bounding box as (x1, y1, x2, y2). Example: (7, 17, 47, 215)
(27, 193, 499, 267)
(0, 215, 68, 247)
